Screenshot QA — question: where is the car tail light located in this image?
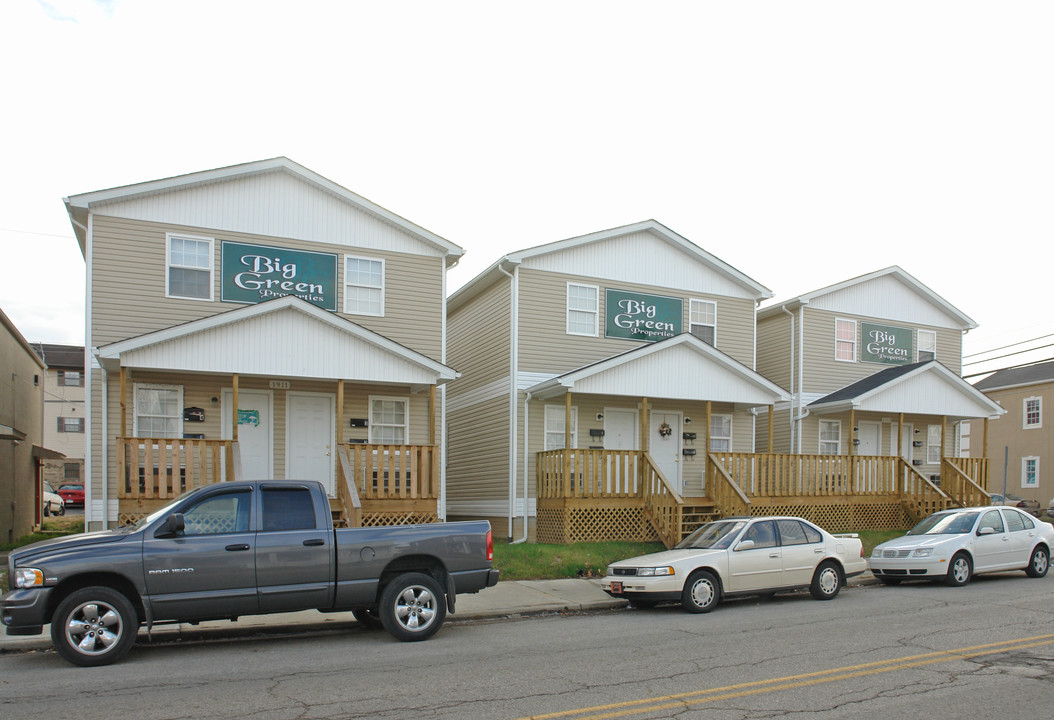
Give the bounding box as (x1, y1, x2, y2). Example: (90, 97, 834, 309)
(486, 529, 493, 561)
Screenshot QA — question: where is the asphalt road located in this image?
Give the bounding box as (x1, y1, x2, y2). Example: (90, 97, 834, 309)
(2, 573, 1052, 719)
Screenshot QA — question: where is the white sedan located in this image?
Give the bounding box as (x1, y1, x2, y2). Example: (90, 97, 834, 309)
(601, 516, 867, 613)
(868, 506, 1053, 587)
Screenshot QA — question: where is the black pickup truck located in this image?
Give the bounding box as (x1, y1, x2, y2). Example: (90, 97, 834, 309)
(2, 480, 498, 666)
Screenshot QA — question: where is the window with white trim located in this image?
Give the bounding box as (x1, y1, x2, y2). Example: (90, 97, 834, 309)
(690, 299, 717, 346)
(917, 330, 936, 362)
(344, 255, 385, 316)
(1022, 456, 1039, 488)
(59, 370, 83, 387)
(58, 417, 84, 433)
(1024, 397, 1042, 429)
(835, 319, 856, 362)
(710, 414, 732, 452)
(927, 425, 942, 464)
(819, 420, 841, 455)
(369, 397, 407, 444)
(134, 384, 184, 438)
(166, 233, 214, 300)
(566, 283, 598, 336)
(544, 405, 578, 450)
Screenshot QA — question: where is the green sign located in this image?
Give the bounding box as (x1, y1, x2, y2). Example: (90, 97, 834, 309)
(605, 289, 683, 342)
(861, 322, 913, 364)
(237, 409, 260, 427)
(222, 241, 337, 310)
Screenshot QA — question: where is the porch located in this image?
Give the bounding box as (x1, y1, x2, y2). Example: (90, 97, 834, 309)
(536, 448, 990, 548)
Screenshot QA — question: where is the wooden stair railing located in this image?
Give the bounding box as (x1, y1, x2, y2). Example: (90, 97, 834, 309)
(336, 445, 363, 527)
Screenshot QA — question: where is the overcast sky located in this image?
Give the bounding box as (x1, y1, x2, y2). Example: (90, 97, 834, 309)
(1, 1, 1050, 378)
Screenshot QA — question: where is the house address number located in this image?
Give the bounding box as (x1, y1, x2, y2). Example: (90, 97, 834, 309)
(269, 380, 291, 390)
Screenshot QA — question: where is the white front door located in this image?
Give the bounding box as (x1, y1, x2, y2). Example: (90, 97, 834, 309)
(287, 392, 335, 495)
(605, 408, 638, 494)
(222, 389, 273, 480)
(856, 422, 882, 491)
(649, 411, 682, 493)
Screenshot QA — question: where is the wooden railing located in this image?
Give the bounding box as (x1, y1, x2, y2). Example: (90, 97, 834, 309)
(337, 443, 440, 500)
(711, 453, 902, 497)
(335, 445, 363, 527)
(536, 449, 641, 499)
(116, 437, 237, 499)
(706, 454, 751, 517)
(941, 459, 989, 508)
(898, 460, 950, 520)
(640, 454, 682, 547)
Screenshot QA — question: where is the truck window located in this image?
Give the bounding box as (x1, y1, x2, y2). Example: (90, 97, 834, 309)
(262, 487, 317, 532)
(183, 491, 251, 535)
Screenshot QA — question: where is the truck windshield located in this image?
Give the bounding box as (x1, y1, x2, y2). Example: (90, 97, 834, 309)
(130, 490, 199, 530)
(674, 520, 747, 549)
(908, 511, 980, 535)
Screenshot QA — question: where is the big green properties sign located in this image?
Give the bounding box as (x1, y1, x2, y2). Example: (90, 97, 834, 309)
(605, 289, 683, 342)
(861, 322, 913, 365)
(222, 242, 337, 311)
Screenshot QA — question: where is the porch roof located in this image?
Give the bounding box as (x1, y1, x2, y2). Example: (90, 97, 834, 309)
(95, 296, 458, 387)
(808, 360, 1005, 420)
(526, 333, 789, 408)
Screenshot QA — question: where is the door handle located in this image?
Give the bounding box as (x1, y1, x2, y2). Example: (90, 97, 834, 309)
(303, 538, 325, 547)
(769, 553, 780, 558)
(225, 544, 250, 551)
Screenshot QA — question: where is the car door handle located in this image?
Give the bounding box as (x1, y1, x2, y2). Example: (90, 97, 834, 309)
(225, 544, 250, 551)
(814, 548, 825, 553)
(303, 539, 325, 547)
(769, 553, 781, 558)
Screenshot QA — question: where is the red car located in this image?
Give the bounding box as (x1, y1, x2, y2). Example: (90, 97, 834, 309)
(56, 482, 85, 507)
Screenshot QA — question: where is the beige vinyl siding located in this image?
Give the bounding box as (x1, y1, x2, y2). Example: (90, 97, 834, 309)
(447, 278, 512, 395)
(756, 314, 793, 390)
(89, 215, 444, 359)
(447, 394, 511, 504)
(929, 325, 964, 374)
(516, 268, 756, 375)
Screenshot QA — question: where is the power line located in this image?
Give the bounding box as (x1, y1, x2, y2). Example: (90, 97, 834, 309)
(0, 227, 74, 240)
(963, 341, 1054, 367)
(963, 332, 1054, 359)
(963, 356, 1054, 380)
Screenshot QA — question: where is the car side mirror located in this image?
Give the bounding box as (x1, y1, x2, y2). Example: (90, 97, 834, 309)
(156, 513, 185, 538)
(977, 526, 996, 536)
(735, 539, 756, 551)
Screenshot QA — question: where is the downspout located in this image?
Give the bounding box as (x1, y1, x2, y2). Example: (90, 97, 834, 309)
(513, 391, 531, 544)
(72, 212, 99, 528)
(100, 364, 108, 528)
(440, 256, 450, 521)
(780, 305, 797, 452)
(497, 262, 518, 538)
(797, 304, 805, 453)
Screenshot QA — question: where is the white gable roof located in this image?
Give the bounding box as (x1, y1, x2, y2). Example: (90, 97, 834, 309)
(95, 296, 457, 386)
(759, 266, 976, 330)
(527, 333, 788, 408)
(65, 157, 463, 265)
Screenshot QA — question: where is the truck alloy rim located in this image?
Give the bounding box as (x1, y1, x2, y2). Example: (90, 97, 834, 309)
(64, 601, 123, 656)
(394, 585, 437, 631)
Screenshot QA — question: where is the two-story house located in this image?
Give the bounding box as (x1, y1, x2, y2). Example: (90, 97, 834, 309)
(973, 361, 1054, 507)
(446, 221, 787, 546)
(31, 344, 86, 491)
(64, 158, 462, 530)
(756, 267, 1004, 515)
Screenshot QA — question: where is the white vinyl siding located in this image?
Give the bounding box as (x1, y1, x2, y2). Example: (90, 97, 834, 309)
(166, 233, 214, 301)
(1024, 396, 1042, 429)
(369, 396, 408, 444)
(344, 255, 385, 316)
(710, 414, 732, 452)
(59, 370, 83, 387)
(566, 283, 599, 336)
(690, 299, 716, 346)
(1022, 456, 1039, 488)
(917, 329, 936, 362)
(544, 404, 578, 450)
(819, 420, 841, 454)
(835, 319, 856, 362)
(133, 383, 184, 438)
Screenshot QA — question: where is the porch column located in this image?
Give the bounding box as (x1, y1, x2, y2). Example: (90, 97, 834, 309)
(232, 374, 239, 442)
(940, 415, 947, 463)
(120, 366, 128, 437)
(897, 413, 904, 459)
(337, 380, 344, 444)
(767, 405, 774, 454)
(564, 391, 573, 497)
(982, 418, 989, 458)
(429, 385, 437, 445)
(849, 408, 857, 491)
(640, 397, 649, 453)
(705, 401, 712, 459)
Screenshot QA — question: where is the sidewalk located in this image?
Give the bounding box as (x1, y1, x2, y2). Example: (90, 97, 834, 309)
(0, 574, 876, 654)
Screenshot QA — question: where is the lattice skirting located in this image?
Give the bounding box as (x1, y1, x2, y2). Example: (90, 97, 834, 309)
(537, 506, 661, 544)
(361, 511, 439, 527)
(749, 502, 910, 532)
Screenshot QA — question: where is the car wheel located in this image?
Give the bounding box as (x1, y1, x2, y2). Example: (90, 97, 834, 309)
(810, 561, 842, 600)
(945, 553, 972, 587)
(378, 572, 447, 642)
(352, 607, 384, 629)
(51, 586, 138, 667)
(1025, 546, 1050, 578)
(878, 577, 902, 586)
(681, 570, 720, 613)
(42, 504, 50, 517)
(56, 504, 65, 516)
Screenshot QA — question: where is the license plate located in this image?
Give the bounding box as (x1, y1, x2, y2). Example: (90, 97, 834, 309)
(610, 581, 623, 594)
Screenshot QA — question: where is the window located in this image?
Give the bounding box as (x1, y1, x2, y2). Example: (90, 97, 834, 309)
(566, 283, 599, 336)
(63, 463, 80, 481)
(689, 299, 716, 346)
(182, 490, 251, 536)
(835, 319, 856, 362)
(58, 417, 84, 433)
(819, 420, 841, 454)
(710, 414, 732, 452)
(927, 425, 942, 464)
(1024, 397, 1042, 429)
(1005, 509, 1026, 533)
(134, 384, 183, 438)
(544, 404, 578, 450)
(978, 510, 1004, 534)
(776, 519, 809, 546)
(262, 487, 317, 532)
(59, 370, 83, 387)
(166, 233, 213, 300)
(344, 255, 384, 316)
(742, 520, 777, 549)
(1022, 456, 1039, 488)
(917, 330, 936, 362)
(369, 397, 407, 444)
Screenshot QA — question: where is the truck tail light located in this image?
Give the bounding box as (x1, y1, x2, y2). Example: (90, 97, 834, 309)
(486, 529, 493, 562)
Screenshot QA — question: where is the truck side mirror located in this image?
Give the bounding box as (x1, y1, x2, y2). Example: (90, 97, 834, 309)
(156, 513, 185, 538)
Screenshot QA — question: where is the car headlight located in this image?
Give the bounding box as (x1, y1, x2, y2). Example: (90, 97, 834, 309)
(912, 549, 933, 558)
(606, 566, 615, 577)
(871, 548, 882, 557)
(637, 566, 675, 577)
(14, 568, 44, 588)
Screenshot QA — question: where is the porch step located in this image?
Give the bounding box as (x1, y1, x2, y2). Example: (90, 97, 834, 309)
(680, 502, 720, 541)
(330, 498, 349, 528)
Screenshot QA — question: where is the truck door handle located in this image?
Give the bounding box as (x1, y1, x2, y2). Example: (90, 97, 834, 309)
(303, 539, 325, 547)
(225, 544, 250, 551)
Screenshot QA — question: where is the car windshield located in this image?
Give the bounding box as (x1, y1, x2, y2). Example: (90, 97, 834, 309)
(908, 511, 979, 535)
(674, 520, 747, 549)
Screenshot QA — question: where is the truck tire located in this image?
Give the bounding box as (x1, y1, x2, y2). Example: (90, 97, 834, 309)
(51, 586, 138, 667)
(378, 572, 447, 642)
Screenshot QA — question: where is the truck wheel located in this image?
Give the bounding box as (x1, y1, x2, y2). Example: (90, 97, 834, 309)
(379, 572, 447, 642)
(51, 587, 138, 667)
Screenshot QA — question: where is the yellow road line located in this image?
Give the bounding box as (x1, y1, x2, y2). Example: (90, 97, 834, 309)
(511, 634, 1054, 720)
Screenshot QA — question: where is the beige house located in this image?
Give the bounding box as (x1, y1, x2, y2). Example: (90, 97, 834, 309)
(64, 158, 462, 530)
(756, 267, 1003, 505)
(0, 309, 49, 542)
(973, 361, 1054, 507)
(446, 221, 786, 545)
(31, 344, 86, 490)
